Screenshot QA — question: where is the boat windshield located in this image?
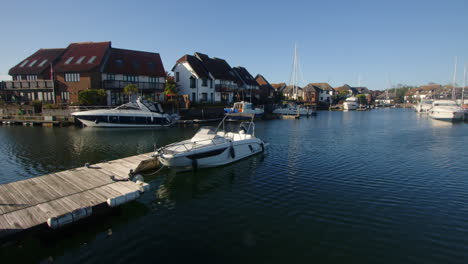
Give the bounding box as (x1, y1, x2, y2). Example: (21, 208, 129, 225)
(114, 103, 140, 110)
(422, 100, 433, 104)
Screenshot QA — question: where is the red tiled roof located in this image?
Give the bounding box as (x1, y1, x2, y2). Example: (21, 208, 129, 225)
(104, 48, 166, 77)
(9, 48, 65, 75)
(175, 55, 210, 79)
(53, 41, 111, 72)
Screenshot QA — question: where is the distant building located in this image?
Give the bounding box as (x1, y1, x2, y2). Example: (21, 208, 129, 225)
(6, 41, 166, 105)
(302, 84, 321, 104)
(334, 84, 359, 96)
(255, 74, 274, 102)
(307, 83, 334, 104)
(172, 52, 239, 104)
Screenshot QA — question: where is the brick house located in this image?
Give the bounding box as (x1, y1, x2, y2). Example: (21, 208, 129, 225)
(5, 41, 166, 106)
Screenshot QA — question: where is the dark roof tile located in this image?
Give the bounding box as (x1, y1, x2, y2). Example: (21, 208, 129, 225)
(9, 48, 65, 75)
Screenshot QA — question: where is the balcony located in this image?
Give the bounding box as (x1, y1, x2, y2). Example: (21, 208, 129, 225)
(4, 80, 55, 90)
(215, 84, 238, 93)
(102, 80, 164, 91)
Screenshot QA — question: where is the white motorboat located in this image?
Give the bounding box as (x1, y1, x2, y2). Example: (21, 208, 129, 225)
(72, 97, 178, 127)
(154, 115, 266, 171)
(273, 102, 314, 116)
(224, 101, 264, 120)
(343, 97, 358, 110)
(415, 99, 433, 113)
(428, 100, 464, 121)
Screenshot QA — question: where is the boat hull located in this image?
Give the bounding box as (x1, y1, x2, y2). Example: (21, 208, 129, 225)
(76, 118, 172, 128)
(272, 108, 313, 116)
(429, 111, 464, 122)
(343, 102, 358, 110)
(158, 139, 264, 171)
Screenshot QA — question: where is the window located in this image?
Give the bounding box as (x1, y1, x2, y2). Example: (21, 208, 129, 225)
(107, 74, 115, 80)
(76, 56, 86, 64)
(190, 77, 196, 88)
(88, 56, 97, 64)
(29, 60, 38, 67)
(175, 72, 180, 82)
(115, 59, 124, 67)
(210, 79, 213, 88)
(191, 92, 196, 102)
(61, 91, 70, 101)
(202, 78, 208, 87)
(124, 75, 138, 82)
(201, 93, 208, 102)
(210, 93, 214, 103)
(65, 73, 80, 82)
(149, 77, 158, 83)
(19, 60, 29, 68)
(65, 57, 74, 64)
(38, 59, 48, 67)
(16, 75, 22, 81)
(26, 75, 37, 81)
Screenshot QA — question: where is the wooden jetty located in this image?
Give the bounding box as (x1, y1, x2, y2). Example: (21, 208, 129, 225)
(0, 152, 158, 240)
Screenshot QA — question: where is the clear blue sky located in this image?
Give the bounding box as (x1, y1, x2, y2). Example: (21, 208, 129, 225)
(1, 0, 467, 90)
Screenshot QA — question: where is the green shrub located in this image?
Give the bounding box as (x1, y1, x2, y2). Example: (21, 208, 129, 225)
(78, 89, 107, 106)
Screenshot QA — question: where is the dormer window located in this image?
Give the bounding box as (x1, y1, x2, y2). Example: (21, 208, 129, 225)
(19, 60, 29, 67)
(87, 56, 97, 64)
(28, 60, 38, 67)
(76, 56, 86, 64)
(38, 59, 48, 67)
(65, 57, 74, 64)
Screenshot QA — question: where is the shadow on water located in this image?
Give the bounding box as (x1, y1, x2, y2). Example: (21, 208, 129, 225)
(0, 201, 149, 263)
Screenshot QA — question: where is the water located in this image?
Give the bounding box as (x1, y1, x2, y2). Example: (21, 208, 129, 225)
(1, 109, 468, 263)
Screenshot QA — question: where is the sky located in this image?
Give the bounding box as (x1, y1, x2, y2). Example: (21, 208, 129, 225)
(0, 0, 467, 90)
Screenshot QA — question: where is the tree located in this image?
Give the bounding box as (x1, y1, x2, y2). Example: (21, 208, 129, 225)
(123, 84, 138, 102)
(357, 94, 367, 105)
(164, 76, 179, 98)
(78, 89, 107, 106)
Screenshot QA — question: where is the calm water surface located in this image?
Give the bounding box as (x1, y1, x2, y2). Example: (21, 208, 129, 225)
(1, 109, 468, 263)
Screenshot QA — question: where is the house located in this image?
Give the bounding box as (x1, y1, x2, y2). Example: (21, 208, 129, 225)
(255, 74, 274, 102)
(5, 41, 166, 105)
(334, 84, 359, 96)
(307, 83, 334, 104)
(302, 84, 321, 104)
(232, 66, 259, 102)
(172, 52, 239, 104)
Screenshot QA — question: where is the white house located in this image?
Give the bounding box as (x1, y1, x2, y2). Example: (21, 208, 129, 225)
(309, 83, 334, 104)
(172, 52, 239, 104)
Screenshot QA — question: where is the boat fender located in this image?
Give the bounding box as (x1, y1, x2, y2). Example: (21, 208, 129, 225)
(248, 145, 254, 153)
(95, 119, 99, 124)
(192, 159, 198, 171)
(107, 191, 140, 207)
(47, 207, 92, 229)
(230, 145, 236, 159)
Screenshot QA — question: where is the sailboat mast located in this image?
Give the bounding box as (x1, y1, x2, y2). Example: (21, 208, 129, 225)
(293, 44, 297, 100)
(463, 64, 466, 105)
(452, 56, 458, 100)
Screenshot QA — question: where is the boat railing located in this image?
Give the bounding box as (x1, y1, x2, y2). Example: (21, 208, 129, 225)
(159, 134, 235, 154)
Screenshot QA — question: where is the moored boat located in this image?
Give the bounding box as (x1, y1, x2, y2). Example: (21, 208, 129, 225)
(428, 100, 464, 122)
(72, 97, 179, 128)
(154, 115, 266, 171)
(343, 97, 358, 110)
(224, 101, 264, 121)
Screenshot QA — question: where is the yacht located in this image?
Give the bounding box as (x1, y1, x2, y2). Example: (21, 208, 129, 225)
(415, 99, 433, 113)
(343, 97, 358, 110)
(224, 101, 264, 120)
(72, 97, 179, 127)
(273, 102, 314, 116)
(428, 100, 464, 121)
(154, 115, 266, 171)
